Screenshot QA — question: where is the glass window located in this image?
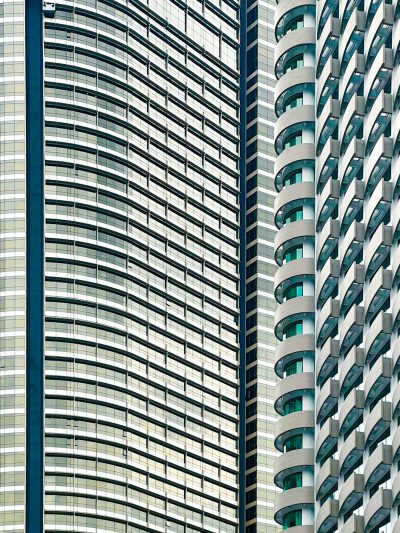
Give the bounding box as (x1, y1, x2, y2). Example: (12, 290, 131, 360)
(283, 283, 303, 301)
(284, 16, 304, 34)
(283, 207, 303, 225)
(284, 54, 304, 73)
(283, 472, 302, 490)
(283, 396, 302, 415)
(283, 170, 302, 188)
(284, 132, 302, 150)
(283, 92, 303, 112)
(283, 509, 302, 529)
(283, 434, 303, 452)
(283, 245, 303, 263)
(284, 359, 303, 376)
(283, 321, 303, 339)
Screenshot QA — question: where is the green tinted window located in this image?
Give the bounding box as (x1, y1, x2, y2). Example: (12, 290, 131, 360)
(283, 321, 303, 339)
(283, 510, 302, 529)
(283, 283, 303, 301)
(283, 396, 302, 415)
(284, 359, 303, 376)
(283, 245, 303, 263)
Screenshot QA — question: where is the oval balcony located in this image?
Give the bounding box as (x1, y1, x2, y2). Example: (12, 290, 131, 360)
(365, 93, 392, 155)
(316, 138, 339, 193)
(275, 410, 315, 451)
(364, 400, 391, 450)
(364, 136, 392, 195)
(364, 180, 392, 239)
(364, 267, 391, 323)
(364, 443, 392, 492)
(339, 137, 364, 194)
(316, 219, 339, 270)
(339, 388, 364, 436)
(316, 458, 339, 500)
(364, 224, 392, 281)
(274, 448, 314, 488)
(316, 298, 339, 348)
(364, 354, 391, 408)
(340, 221, 365, 275)
(364, 313, 391, 366)
(340, 52, 365, 109)
(339, 346, 364, 397)
(364, 488, 391, 533)
(275, 105, 315, 155)
(339, 178, 364, 236)
(316, 178, 339, 231)
(275, 219, 315, 266)
(340, 10, 366, 74)
(275, 27, 316, 79)
(365, 2, 393, 67)
(275, 333, 315, 378)
(339, 262, 364, 316)
(316, 15, 339, 76)
(275, 257, 315, 304)
(316, 57, 339, 116)
(274, 295, 315, 340)
(365, 47, 393, 109)
(340, 94, 365, 156)
(338, 472, 364, 514)
(315, 417, 339, 463)
(316, 498, 339, 533)
(339, 305, 364, 357)
(341, 515, 364, 533)
(274, 372, 315, 415)
(275, 144, 315, 192)
(316, 338, 339, 386)
(316, 378, 339, 424)
(274, 486, 314, 524)
(276, 68, 315, 116)
(339, 430, 364, 477)
(317, 258, 340, 310)
(275, 181, 315, 229)
(276, 0, 317, 40)
(316, 97, 340, 155)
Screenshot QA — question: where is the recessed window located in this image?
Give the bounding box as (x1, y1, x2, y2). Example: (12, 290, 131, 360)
(283, 283, 303, 301)
(283, 472, 302, 491)
(284, 359, 303, 376)
(283, 320, 303, 339)
(283, 207, 303, 225)
(283, 132, 302, 150)
(283, 170, 302, 188)
(284, 54, 304, 73)
(284, 15, 304, 34)
(284, 92, 303, 112)
(283, 434, 303, 452)
(283, 509, 302, 529)
(283, 245, 303, 263)
(283, 396, 303, 415)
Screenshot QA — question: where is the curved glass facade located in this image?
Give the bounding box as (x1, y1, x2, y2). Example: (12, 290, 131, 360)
(2, 0, 240, 530)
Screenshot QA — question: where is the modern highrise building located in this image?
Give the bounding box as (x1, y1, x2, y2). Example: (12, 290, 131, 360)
(1, 1, 241, 531)
(273, 0, 400, 530)
(242, 0, 281, 530)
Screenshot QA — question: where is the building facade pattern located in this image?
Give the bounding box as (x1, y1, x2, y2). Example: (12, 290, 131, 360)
(244, 0, 281, 530)
(274, 0, 400, 529)
(1, 0, 241, 531)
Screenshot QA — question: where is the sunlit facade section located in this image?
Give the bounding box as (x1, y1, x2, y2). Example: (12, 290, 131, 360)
(0, 0, 26, 530)
(42, 0, 240, 532)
